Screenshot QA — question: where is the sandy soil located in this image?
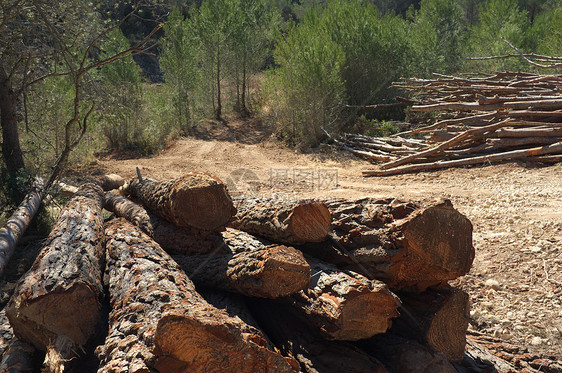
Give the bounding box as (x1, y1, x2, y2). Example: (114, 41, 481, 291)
(87, 119, 562, 359)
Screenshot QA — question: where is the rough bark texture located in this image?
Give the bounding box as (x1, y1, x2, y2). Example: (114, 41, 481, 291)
(125, 173, 236, 232)
(356, 334, 458, 373)
(317, 198, 474, 292)
(287, 259, 399, 341)
(0, 308, 37, 372)
(173, 229, 311, 299)
(97, 218, 295, 373)
(392, 286, 470, 362)
(248, 299, 389, 373)
(5, 183, 105, 372)
(0, 178, 44, 277)
(0, 66, 25, 175)
(230, 197, 332, 244)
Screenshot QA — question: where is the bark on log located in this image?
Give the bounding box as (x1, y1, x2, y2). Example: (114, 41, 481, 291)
(363, 141, 562, 176)
(391, 286, 470, 362)
(229, 197, 332, 245)
(0, 178, 45, 278)
(315, 198, 473, 292)
(248, 299, 389, 373)
(0, 310, 37, 373)
(104, 191, 224, 255)
(287, 259, 399, 341)
(125, 173, 236, 232)
(5, 183, 105, 373)
(97, 218, 295, 373)
(173, 229, 311, 299)
(356, 334, 458, 373)
(95, 174, 125, 191)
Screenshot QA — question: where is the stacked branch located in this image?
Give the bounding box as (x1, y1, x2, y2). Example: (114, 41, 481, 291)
(334, 72, 562, 175)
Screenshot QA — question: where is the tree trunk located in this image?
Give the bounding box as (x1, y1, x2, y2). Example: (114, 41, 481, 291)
(287, 259, 399, 341)
(97, 218, 295, 373)
(173, 229, 311, 299)
(5, 183, 105, 373)
(230, 197, 332, 245)
(0, 66, 25, 175)
(247, 299, 389, 373)
(125, 173, 236, 232)
(0, 309, 37, 373)
(314, 198, 473, 292)
(215, 40, 222, 121)
(356, 333, 458, 373)
(0, 178, 45, 277)
(391, 286, 470, 362)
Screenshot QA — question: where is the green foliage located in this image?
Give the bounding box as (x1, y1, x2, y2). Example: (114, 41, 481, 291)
(266, 9, 346, 147)
(409, 0, 467, 76)
(468, 0, 531, 70)
(530, 5, 562, 57)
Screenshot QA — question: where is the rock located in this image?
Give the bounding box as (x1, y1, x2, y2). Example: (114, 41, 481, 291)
(484, 279, 500, 290)
(531, 336, 543, 346)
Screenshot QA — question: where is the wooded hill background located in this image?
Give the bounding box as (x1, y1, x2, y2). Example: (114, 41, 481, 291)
(1, 0, 561, 213)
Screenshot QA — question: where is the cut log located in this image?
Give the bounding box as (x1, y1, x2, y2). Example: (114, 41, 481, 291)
(0, 178, 45, 278)
(356, 333, 458, 373)
(391, 286, 470, 362)
(363, 141, 562, 176)
(173, 228, 311, 299)
(229, 197, 332, 245)
(97, 218, 295, 373)
(0, 310, 37, 373)
(315, 198, 474, 292)
(248, 298, 389, 373)
(125, 172, 236, 232)
(96, 174, 125, 191)
(5, 183, 105, 373)
(104, 191, 224, 255)
(287, 259, 399, 341)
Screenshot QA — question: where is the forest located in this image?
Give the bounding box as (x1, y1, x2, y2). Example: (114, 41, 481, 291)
(0, 0, 561, 208)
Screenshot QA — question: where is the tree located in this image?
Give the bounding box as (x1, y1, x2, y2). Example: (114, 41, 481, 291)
(408, 0, 467, 76)
(160, 8, 198, 131)
(468, 0, 531, 71)
(228, 0, 280, 116)
(267, 9, 346, 147)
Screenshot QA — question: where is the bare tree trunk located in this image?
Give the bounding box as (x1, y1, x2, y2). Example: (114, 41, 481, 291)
(216, 37, 222, 121)
(0, 66, 25, 175)
(6, 183, 105, 373)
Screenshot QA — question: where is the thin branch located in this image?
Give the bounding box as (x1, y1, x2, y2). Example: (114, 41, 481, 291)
(500, 37, 562, 69)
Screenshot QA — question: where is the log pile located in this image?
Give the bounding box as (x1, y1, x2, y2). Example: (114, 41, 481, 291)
(335, 72, 562, 176)
(3, 171, 551, 372)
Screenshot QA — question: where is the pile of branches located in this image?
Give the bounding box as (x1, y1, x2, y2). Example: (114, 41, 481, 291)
(2, 171, 541, 373)
(336, 72, 562, 176)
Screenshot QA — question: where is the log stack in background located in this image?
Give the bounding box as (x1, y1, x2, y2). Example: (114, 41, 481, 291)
(333, 72, 562, 176)
(1, 172, 485, 372)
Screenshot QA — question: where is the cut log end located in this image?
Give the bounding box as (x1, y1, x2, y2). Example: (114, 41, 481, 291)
(232, 245, 311, 299)
(288, 201, 332, 243)
(393, 200, 474, 289)
(425, 288, 470, 362)
(7, 282, 101, 352)
(153, 313, 295, 373)
(169, 174, 236, 231)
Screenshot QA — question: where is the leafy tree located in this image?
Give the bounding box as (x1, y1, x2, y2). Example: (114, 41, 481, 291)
(530, 5, 562, 57)
(468, 0, 531, 71)
(228, 0, 280, 116)
(409, 0, 467, 76)
(160, 8, 199, 131)
(267, 9, 345, 147)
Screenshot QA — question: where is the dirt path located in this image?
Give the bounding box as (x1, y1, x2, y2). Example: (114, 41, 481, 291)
(91, 126, 562, 359)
